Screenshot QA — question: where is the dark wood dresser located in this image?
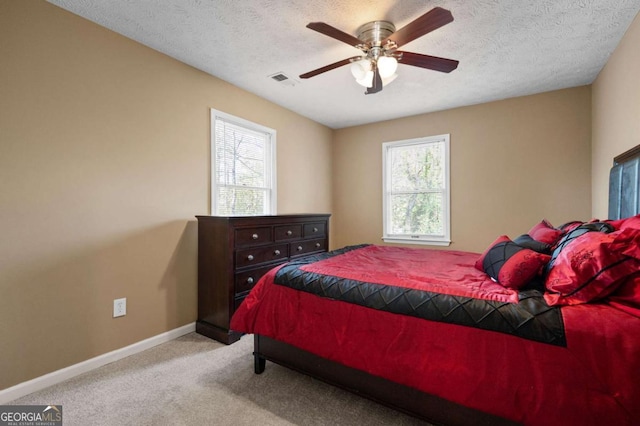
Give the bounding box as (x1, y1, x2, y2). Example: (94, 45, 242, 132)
(195, 214, 331, 344)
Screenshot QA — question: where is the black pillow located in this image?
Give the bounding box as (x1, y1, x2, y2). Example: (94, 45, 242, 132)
(481, 239, 551, 289)
(513, 234, 551, 254)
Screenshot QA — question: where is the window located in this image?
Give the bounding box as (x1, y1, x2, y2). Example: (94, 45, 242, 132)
(211, 109, 276, 216)
(382, 134, 450, 246)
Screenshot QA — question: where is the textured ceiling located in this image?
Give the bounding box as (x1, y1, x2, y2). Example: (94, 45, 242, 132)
(47, 0, 640, 129)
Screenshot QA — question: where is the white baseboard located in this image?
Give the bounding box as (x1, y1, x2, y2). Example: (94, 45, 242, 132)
(0, 322, 196, 404)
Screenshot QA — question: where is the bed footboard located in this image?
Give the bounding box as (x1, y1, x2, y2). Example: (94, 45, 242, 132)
(252, 334, 519, 426)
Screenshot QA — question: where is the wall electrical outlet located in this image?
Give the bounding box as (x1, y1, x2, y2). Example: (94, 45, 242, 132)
(113, 298, 126, 318)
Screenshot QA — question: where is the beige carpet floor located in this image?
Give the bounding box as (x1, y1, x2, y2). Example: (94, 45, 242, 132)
(11, 332, 431, 425)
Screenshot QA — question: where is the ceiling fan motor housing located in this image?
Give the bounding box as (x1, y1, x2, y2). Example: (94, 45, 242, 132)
(356, 21, 396, 59)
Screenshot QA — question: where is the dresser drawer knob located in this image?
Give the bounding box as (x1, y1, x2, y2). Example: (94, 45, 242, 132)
(313, 227, 318, 232)
(297, 246, 303, 251)
(274, 250, 281, 256)
(286, 230, 292, 236)
(252, 233, 259, 240)
(247, 254, 254, 261)
(247, 277, 254, 285)
(315, 243, 321, 248)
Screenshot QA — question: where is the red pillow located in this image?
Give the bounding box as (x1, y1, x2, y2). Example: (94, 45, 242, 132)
(607, 273, 640, 318)
(619, 214, 640, 231)
(528, 220, 564, 245)
(621, 227, 640, 259)
(605, 218, 627, 230)
(476, 236, 551, 289)
(544, 229, 640, 306)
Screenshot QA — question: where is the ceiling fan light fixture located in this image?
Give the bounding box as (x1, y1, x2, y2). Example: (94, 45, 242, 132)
(382, 73, 398, 86)
(350, 59, 370, 80)
(353, 59, 396, 88)
(377, 56, 398, 78)
(356, 70, 374, 87)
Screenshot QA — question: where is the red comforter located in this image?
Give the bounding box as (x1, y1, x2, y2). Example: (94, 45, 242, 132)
(231, 245, 640, 425)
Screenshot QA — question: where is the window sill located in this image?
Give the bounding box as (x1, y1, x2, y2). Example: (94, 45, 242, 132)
(382, 237, 451, 247)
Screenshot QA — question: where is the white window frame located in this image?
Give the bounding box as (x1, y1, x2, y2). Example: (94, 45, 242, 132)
(382, 134, 451, 246)
(210, 109, 277, 216)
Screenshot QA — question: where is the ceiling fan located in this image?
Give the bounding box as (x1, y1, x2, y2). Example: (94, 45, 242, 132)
(299, 7, 459, 95)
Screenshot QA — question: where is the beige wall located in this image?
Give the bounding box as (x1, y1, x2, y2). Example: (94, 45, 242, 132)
(592, 13, 640, 219)
(0, 1, 333, 389)
(332, 87, 593, 252)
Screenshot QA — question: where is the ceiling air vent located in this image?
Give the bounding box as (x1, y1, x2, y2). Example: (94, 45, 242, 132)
(269, 72, 298, 87)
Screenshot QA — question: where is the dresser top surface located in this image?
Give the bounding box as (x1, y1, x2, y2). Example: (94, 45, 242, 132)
(196, 214, 330, 222)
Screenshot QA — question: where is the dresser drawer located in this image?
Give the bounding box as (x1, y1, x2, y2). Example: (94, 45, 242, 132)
(290, 238, 327, 258)
(235, 227, 272, 247)
(274, 224, 303, 241)
(236, 243, 288, 268)
(234, 264, 279, 295)
(303, 222, 326, 238)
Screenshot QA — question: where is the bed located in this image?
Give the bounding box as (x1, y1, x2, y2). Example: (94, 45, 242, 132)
(229, 147, 640, 426)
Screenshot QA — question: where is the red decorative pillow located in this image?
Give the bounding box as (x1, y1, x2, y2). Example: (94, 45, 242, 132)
(528, 219, 564, 245)
(476, 236, 551, 289)
(605, 217, 627, 230)
(619, 214, 640, 231)
(621, 227, 640, 259)
(607, 273, 640, 318)
(544, 229, 640, 306)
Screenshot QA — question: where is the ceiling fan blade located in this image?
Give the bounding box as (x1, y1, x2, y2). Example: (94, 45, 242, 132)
(299, 56, 361, 79)
(307, 22, 365, 47)
(365, 67, 383, 95)
(382, 7, 454, 48)
(397, 51, 459, 73)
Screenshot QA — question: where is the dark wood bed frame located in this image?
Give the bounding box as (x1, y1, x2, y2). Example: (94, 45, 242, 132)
(253, 334, 518, 425)
(250, 144, 640, 426)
